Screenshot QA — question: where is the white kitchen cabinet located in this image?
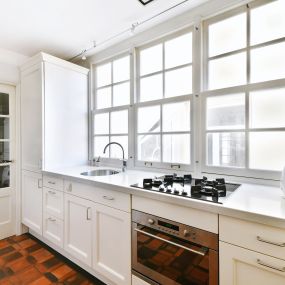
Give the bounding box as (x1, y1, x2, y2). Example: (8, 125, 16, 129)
(93, 203, 131, 285)
(43, 187, 64, 219)
(64, 193, 93, 267)
(43, 213, 64, 248)
(21, 170, 43, 235)
(220, 241, 285, 285)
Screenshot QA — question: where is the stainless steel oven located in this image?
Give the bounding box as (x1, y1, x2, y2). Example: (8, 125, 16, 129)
(132, 210, 218, 285)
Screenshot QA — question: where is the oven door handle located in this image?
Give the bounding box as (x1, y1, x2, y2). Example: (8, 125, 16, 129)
(134, 228, 207, 257)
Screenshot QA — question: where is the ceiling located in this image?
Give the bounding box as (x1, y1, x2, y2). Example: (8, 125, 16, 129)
(0, 0, 207, 60)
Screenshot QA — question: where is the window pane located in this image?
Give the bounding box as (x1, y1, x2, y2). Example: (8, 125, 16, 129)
(138, 135, 160, 162)
(209, 13, 246, 57)
(0, 166, 9, 188)
(110, 136, 128, 159)
(163, 101, 190, 132)
(251, 42, 285, 83)
(0, 93, 9, 115)
(96, 87, 111, 109)
(209, 52, 246, 90)
(96, 63, 111, 87)
(94, 136, 109, 157)
(0, 118, 9, 140)
(207, 132, 245, 167)
(250, 88, 285, 129)
(113, 82, 130, 107)
(140, 74, 163, 102)
(165, 66, 192, 97)
(165, 33, 192, 68)
(0, 142, 9, 161)
(94, 113, 109, 135)
(249, 132, 285, 171)
(110, 110, 128, 134)
(113, 56, 130, 83)
(163, 134, 190, 164)
(140, 44, 163, 76)
(251, 0, 285, 45)
(207, 94, 245, 130)
(138, 106, 160, 133)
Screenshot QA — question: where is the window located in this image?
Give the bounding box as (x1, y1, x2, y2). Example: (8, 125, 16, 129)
(136, 30, 193, 169)
(93, 54, 131, 159)
(203, 0, 285, 177)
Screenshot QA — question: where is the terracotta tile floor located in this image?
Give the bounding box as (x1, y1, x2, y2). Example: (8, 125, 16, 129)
(0, 234, 106, 284)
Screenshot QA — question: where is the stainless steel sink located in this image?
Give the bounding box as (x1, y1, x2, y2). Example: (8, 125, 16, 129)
(80, 169, 119, 176)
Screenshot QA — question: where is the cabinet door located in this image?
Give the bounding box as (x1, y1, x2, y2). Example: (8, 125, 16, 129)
(43, 213, 63, 248)
(43, 188, 63, 219)
(21, 64, 43, 172)
(64, 193, 93, 266)
(21, 170, 43, 235)
(93, 203, 131, 285)
(220, 241, 285, 285)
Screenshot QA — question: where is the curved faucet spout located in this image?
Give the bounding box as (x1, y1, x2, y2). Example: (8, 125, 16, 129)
(103, 142, 127, 172)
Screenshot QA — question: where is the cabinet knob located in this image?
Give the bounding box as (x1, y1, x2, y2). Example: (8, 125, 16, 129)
(148, 219, 155, 225)
(183, 230, 190, 237)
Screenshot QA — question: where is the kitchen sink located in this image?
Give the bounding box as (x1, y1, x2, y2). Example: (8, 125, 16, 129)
(80, 169, 120, 176)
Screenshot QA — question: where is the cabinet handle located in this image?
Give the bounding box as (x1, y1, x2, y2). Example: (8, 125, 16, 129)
(48, 181, 56, 185)
(67, 184, 72, 192)
(87, 207, 91, 220)
(257, 236, 285, 247)
(38, 179, 42, 189)
(103, 195, 115, 201)
(48, 217, 56, 222)
(48, 190, 56, 195)
(257, 259, 285, 272)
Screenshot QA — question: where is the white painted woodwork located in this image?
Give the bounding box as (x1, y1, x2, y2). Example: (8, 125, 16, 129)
(21, 170, 43, 235)
(220, 241, 285, 285)
(43, 187, 64, 219)
(220, 215, 285, 261)
(43, 213, 64, 248)
(64, 180, 130, 212)
(132, 275, 152, 285)
(93, 203, 131, 285)
(0, 188, 14, 240)
(132, 195, 218, 233)
(64, 193, 93, 267)
(43, 174, 64, 192)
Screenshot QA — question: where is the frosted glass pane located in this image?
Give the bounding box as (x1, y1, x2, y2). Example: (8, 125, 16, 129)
(138, 106, 160, 133)
(110, 136, 128, 159)
(96, 87, 111, 109)
(207, 94, 245, 130)
(97, 63, 111, 87)
(110, 110, 128, 134)
(113, 56, 130, 83)
(94, 113, 109, 135)
(250, 88, 285, 128)
(249, 132, 285, 171)
(140, 44, 163, 76)
(209, 13, 246, 56)
(163, 134, 190, 164)
(165, 33, 192, 68)
(113, 82, 130, 107)
(209, 52, 246, 90)
(165, 66, 192, 97)
(251, 0, 285, 45)
(251, 42, 285, 83)
(207, 132, 245, 167)
(138, 135, 160, 162)
(140, 74, 163, 102)
(94, 136, 109, 157)
(163, 101, 190, 132)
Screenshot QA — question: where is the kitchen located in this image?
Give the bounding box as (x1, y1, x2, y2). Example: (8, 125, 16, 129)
(0, 0, 285, 284)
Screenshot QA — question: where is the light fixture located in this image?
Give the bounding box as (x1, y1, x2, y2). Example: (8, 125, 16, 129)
(130, 22, 139, 35)
(138, 0, 154, 5)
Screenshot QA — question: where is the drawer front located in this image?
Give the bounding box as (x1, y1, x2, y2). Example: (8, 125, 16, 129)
(43, 188, 64, 219)
(43, 175, 64, 191)
(43, 213, 63, 248)
(220, 215, 285, 260)
(64, 180, 130, 212)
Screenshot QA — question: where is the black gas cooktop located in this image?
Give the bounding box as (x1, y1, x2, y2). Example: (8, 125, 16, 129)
(131, 174, 240, 204)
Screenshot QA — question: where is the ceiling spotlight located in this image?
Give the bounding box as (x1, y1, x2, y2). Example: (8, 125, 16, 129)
(138, 0, 154, 5)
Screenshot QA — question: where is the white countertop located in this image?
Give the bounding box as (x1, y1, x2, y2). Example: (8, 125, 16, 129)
(43, 165, 285, 229)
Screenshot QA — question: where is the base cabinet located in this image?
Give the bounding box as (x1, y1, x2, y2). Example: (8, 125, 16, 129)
(220, 241, 285, 285)
(132, 275, 152, 285)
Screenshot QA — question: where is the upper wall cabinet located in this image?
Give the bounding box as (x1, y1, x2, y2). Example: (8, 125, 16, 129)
(20, 53, 89, 172)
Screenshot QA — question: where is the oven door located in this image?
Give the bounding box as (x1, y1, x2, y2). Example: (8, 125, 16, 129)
(132, 223, 218, 285)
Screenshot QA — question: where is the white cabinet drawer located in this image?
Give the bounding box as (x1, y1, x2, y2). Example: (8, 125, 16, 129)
(43, 188, 64, 219)
(220, 215, 285, 260)
(43, 213, 63, 248)
(64, 180, 130, 212)
(43, 175, 64, 191)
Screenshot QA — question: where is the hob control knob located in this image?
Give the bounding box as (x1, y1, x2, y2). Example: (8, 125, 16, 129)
(174, 189, 179, 194)
(148, 219, 155, 225)
(182, 191, 187, 196)
(183, 230, 190, 237)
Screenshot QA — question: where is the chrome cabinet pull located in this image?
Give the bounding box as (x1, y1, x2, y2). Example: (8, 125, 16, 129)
(134, 228, 207, 256)
(38, 179, 42, 189)
(257, 236, 285, 247)
(67, 184, 72, 192)
(48, 217, 56, 222)
(87, 207, 91, 220)
(103, 195, 115, 201)
(257, 259, 285, 272)
(48, 190, 56, 195)
(48, 181, 56, 185)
